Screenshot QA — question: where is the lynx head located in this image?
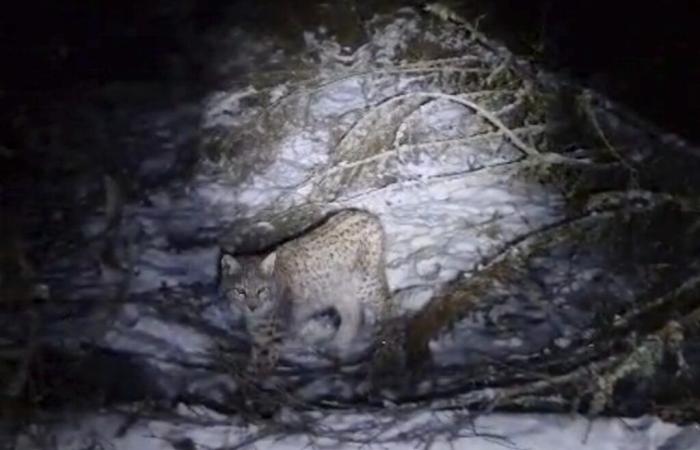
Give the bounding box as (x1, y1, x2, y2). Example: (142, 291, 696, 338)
(219, 253, 277, 315)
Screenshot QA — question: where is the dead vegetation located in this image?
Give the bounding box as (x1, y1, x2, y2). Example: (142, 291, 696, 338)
(207, 3, 700, 439)
(2, 3, 700, 449)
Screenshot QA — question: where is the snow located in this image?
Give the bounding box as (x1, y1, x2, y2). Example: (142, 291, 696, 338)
(104, 315, 213, 363)
(14, 412, 697, 450)
(30, 2, 620, 374)
(130, 246, 219, 293)
(23, 5, 700, 450)
(36, 2, 614, 388)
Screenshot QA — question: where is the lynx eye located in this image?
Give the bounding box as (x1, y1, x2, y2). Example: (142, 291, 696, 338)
(257, 287, 269, 300)
(232, 288, 246, 298)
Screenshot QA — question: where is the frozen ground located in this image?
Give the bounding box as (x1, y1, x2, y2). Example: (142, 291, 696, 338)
(7, 4, 700, 449)
(12, 410, 700, 450)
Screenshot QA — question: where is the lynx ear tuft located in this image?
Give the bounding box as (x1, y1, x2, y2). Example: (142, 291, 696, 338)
(221, 255, 242, 275)
(259, 252, 277, 276)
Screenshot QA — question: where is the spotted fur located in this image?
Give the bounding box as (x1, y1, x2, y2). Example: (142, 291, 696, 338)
(220, 210, 391, 373)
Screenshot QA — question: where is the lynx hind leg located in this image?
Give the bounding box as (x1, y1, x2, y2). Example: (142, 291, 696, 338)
(329, 298, 363, 360)
(357, 271, 392, 325)
(353, 228, 392, 320)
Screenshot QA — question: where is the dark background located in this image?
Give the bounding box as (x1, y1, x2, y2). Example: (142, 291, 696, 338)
(0, 1, 699, 424)
(1, 0, 698, 142)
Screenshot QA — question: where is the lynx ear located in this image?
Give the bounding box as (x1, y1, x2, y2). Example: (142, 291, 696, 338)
(220, 254, 242, 276)
(259, 252, 277, 276)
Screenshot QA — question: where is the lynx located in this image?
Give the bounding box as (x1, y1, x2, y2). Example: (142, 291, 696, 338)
(219, 209, 394, 373)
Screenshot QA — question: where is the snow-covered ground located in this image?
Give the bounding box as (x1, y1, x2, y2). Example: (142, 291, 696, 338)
(13, 411, 699, 450)
(16, 4, 699, 450)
